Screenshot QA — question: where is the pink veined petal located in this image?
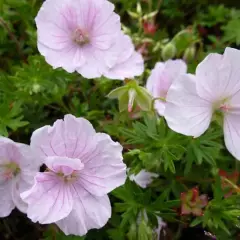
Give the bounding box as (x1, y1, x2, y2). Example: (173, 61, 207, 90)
(221, 47, 240, 97)
(163, 59, 187, 83)
(164, 74, 213, 137)
(104, 51, 144, 80)
(45, 156, 84, 175)
(196, 52, 234, 102)
(38, 42, 80, 73)
(31, 120, 66, 157)
(77, 133, 126, 196)
(0, 180, 15, 217)
(16, 143, 42, 171)
(35, 0, 74, 50)
(91, 0, 120, 37)
(0, 138, 22, 166)
(147, 60, 187, 99)
(63, 114, 96, 158)
(154, 100, 166, 116)
(56, 189, 111, 236)
(76, 46, 107, 78)
(21, 172, 73, 224)
(146, 62, 165, 95)
(146, 60, 187, 116)
(30, 125, 56, 157)
(223, 113, 240, 160)
(11, 176, 28, 213)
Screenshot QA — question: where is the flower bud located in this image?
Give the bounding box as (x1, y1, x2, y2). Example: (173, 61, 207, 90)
(161, 42, 176, 61)
(138, 220, 153, 240)
(183, 45, 196, 63)
(107, 80, 153, 113)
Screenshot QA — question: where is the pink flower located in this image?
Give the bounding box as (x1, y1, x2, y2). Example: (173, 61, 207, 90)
(129, 169, 158, 188)
(103, 33, 144, 80)
(0, 137, 40, 217)
(21, 114, 126, 236)
(146, 60, 187, 116)
(165, 47, 240, 160)
(36, 0, 122, 79)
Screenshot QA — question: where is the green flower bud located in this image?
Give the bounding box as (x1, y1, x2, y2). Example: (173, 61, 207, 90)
(107, 80, 153, 113)
(138, 220, 152, 240)
(161, 42, 176, 61)
(32, 83, 41, 93)
(127, 223, 137, 240)
(183, 45, 196, 63)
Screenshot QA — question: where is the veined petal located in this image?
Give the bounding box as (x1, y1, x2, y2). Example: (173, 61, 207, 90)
(45, 156, 84, 175)
(165, 74, 213, 137)
(196, 53, 233, 101)
(21, 172, 73, 224)
(129, 170, 158, 188)
(77, 133, 126, 196)
(224, 113, 240, 160)
(0, 181, 15, 217)
(56, 190, 111, 236)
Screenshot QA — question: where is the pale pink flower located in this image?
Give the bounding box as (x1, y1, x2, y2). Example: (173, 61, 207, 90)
(103, 33, 144, 80)
(165, 47, 240, 160)
(21, 114, 126, 236)
(146, 60, 187, 116)
(36, 0, 122, 78)
(129, 169, 158, 188)
(0, 137, 40, 217)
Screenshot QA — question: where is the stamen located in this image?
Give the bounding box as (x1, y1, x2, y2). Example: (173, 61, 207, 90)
(72, 28, 89, 46)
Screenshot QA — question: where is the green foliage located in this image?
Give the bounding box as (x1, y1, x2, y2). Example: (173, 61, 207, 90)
(222, 18, 240, 44)
(44, 228, 85, 240)
(1, 0, 240, 239)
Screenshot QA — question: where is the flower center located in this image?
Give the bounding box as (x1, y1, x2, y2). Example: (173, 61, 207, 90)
(56, 170, 78, 183)
(1, 162, 20, 180)
(214, 99, 231, 113)
(72, 28, 89, 46)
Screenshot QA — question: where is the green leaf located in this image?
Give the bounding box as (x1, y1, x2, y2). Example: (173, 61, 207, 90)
(222, 19, 240, 45)
(190, 217, 203, 227)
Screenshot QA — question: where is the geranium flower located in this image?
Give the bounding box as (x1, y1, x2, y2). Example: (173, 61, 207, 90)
(146, 60, 187, 116)
(103, 33, 144, 80)
(165, 47, 240, 160)
(21, 114, 126, 236)
(129, 169, 158, 188)
(36, 0, 122, 78)
(0, 137, 40, 217)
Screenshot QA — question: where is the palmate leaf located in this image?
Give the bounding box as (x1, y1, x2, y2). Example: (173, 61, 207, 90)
(184, 128, 223, 175)
(0, 100, 28, 136)
(222, 18, 240, 45)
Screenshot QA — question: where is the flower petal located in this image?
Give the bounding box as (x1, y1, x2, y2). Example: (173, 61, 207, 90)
(0, 181, 15, 217)
(195, 53, 234, 101)
(56, 191, 111, 236)
(146, 60, 187, 116)
(21, 172, 73, 224)
(45, 156, 84, 175)
(129, 170, 158, 188)
(11, 176, 28, 213)
(165, 74, 213, 137)
(63, 114, 96, 158)
(224, 113, 240, 160)
(77, 133, 126, 196)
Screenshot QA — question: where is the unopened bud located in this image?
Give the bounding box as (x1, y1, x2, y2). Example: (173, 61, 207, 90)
(161, 42, 176, 61)
(183, 46, 196, 63)
(128, 89, 137, 112)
